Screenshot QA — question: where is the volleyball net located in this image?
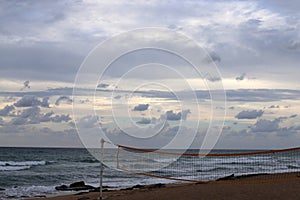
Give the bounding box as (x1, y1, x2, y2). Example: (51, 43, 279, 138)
(116, 145, 300, 184)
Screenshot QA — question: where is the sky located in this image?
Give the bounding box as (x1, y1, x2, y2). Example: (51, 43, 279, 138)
(0, 0, 299, 149)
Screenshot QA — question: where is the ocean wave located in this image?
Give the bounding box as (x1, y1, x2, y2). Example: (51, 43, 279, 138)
(3, 185, 56, 199)
(0, 161, 49, 171)
(0, 161, 47, 166)
(153, 158, 178, 163)
(78, 159, 99, 163)
(0, 166, 31, 171)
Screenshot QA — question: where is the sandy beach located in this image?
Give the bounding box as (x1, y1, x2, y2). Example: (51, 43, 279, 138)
(27, 172, 300, 200)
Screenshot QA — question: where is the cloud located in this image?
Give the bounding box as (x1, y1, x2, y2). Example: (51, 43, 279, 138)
(14, 95, 49, 108)
(0, 105, 15, 116)
(20, 80, 31, 91)
(41, 97, 50, 108)
(76, 115, 99, 128)
(290, 114, 297, 118)
(251, 118, 280, 132)
(40, 111, 54, 122)
(203, 52, 221, 63)
(20, 106, 40, 119)
(55, 96, 72, 106)
(235, 110, 264, 119)
(5, 105, 71, 125)
(114, 95, 122, 100)
(97, 83, 110, 88)
(163, 109, 191, 121)
(268, 105, 280, 109)
(235, 73, 246, 81)
(136, 118, 152, 124)
(0, 117, 4, 125)
(133, 104, 149, 111)
(50, 114, 71, 123)
(9, 117, 28, 126)
(204, 74, 222, 82)
(286, 40, 300, 50)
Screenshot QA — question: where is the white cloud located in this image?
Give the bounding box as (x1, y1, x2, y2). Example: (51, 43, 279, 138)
(76, 115, 99, 128)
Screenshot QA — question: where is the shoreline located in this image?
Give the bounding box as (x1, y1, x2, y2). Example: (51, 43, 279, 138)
(26, 172, 300, 200)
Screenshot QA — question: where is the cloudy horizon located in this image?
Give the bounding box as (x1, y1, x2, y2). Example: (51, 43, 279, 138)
(0, 0, 299, 149)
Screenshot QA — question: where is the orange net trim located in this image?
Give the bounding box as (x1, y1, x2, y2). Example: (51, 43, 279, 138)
(116, 145, 300, 184)
(118, 145, 300, 157)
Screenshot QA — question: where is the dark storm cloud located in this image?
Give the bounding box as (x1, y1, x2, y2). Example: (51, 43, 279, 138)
(136, 118, 152, 124)
(55, 96, 72, 106)
(0, 44, 85, 82)
(14, 95, 49, 107)
(268, 105, 280, 109)
(163, 109, 191, 121)
(50, 114, 71, 123)
(97, 83, 110, 88)
(0, 105, 15, 116)
(289, 114, 297, 118)
(20, 80, 30, 91)
(0, 0, 299, 84)
(235, 110, 264, 119)
(133, 104, 149, 111)
(251, 118, 280, 132)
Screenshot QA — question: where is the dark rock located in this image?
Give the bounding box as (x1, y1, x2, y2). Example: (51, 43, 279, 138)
(55, 181, 96, 191)
(132, 184, 145, 189)
(70, 181, 86, 188)
(33, 195, 46, 198)
(216, 174, 235, 181)
(55, 184, 68, 191)
(146, 183, 165, 189)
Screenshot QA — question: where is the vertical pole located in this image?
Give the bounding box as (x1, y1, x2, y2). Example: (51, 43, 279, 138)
(99, 138, 105, 200)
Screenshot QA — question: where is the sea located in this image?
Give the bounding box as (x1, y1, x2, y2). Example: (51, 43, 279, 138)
(0, 147, 299, 199)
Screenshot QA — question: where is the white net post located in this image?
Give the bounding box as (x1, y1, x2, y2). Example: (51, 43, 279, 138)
(99, 138, 105, 200)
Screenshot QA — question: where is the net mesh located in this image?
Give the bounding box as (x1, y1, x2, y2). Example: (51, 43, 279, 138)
(116, 146, 300, 183)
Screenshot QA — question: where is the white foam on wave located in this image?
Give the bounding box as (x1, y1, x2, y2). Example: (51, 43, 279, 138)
(153, 158, 178, 163)
(3, 185, 59, 199)
(0, 161, 48, 171)
(0, 165, 31, 171)
(0, 161, 46, 166)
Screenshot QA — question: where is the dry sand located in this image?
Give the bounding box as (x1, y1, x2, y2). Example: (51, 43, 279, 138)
(27, 172, 300, 200)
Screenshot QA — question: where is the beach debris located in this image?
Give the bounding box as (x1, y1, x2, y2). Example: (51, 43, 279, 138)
(55, 181, 96, 191)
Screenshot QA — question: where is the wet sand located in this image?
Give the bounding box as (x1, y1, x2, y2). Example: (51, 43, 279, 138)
(27, 172, 300, 200)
